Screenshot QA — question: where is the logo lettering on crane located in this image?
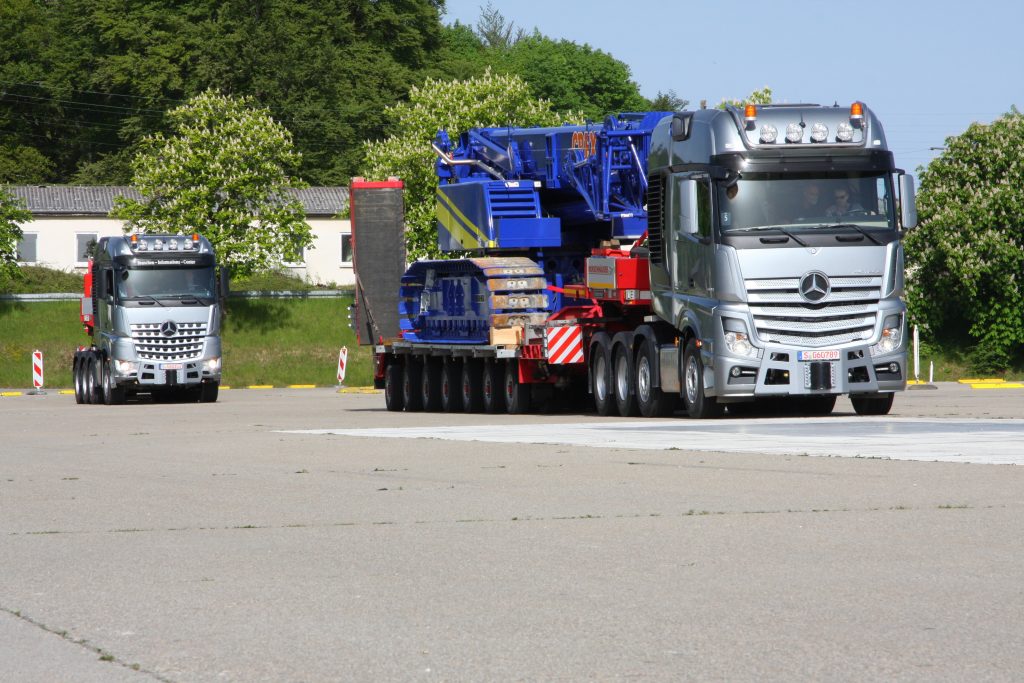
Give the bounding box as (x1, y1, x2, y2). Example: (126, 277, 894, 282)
(571, 131, 598, 158)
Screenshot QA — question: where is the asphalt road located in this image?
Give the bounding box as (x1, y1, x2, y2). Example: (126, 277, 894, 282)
(2, 384, 1023, 681)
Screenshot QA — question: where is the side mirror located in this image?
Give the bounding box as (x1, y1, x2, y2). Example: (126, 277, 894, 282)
(671, 113, 693, 141)
(218, 266, 230, 300)
(899, 174, 918, 229)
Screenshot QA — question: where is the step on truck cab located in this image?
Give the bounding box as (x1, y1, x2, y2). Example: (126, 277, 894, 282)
(73, 233, 226, 404)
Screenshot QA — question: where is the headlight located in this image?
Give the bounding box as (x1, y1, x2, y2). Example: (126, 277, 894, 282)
(202, 357, 222, 373)
(836, 122, 854, 142)
(785, 123, 803, 143)
(759, 124, 778, 143)
(113, 359, 139, 376)
(810, 122, 829, 143)
(870, 316, 903, 356)
(725, 331, 758, 358)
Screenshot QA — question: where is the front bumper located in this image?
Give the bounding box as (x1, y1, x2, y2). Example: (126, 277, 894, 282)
(712, 343, 906, 399)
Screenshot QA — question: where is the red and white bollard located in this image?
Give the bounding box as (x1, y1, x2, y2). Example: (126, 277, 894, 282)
(337, 346, 348, 386)
(30, 349, 46, 395)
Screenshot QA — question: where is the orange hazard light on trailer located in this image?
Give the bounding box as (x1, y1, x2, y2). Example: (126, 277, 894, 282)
(850, 101, 864, 122)
(744, 103, 757, 123)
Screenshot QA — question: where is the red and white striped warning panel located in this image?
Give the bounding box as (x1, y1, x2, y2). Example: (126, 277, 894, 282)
(32, 349, 44, 388)
(337, 346, 348, 383)
(545, 326, 584, 364)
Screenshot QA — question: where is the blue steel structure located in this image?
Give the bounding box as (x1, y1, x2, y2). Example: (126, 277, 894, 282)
(399, 112, 671, 344)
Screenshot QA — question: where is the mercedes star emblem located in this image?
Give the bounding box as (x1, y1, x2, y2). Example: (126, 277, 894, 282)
(799, 271, 830, 303)
(160, 320, 178, 337)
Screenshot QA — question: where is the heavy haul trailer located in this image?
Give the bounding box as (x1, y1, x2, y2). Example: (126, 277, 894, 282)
(356, 102, 917, 418)
(72, 233, 226, 405)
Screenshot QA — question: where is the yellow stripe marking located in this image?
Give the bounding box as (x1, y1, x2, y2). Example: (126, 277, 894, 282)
(972, 383, 1024, 390)
(288, 384, 317, 389)
(1, 391, 23, 397)
(959, 378, 1004, 384)
(247, 385, 274, 389)
(436, 191, 497, 249)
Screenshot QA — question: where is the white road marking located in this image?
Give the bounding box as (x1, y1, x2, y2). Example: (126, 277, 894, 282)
(283, 416, 1024, 465)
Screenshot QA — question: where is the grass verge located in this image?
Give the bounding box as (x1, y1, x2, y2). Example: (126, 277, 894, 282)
(0, 296, 373, 389)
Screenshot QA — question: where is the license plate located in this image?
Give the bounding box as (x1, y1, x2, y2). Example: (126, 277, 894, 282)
(798, 350, 839, 362)
(162, 363, 183, 370)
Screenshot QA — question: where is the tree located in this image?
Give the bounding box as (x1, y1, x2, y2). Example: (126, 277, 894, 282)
(0, 188, 30, 279)
(718, 86, 773, 110)
(649, 90, 689, 113)
(499, 34, 649, 120)
(112, 90, 312, 278)
(360, 70, 578, 260)
(475, 1, 526, 49)
(905, 107, 1024, 372)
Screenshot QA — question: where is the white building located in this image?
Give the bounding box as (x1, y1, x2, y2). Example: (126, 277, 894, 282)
(9, 185, 354, 287)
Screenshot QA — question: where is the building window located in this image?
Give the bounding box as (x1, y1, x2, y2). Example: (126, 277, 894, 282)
(17, 233, 38, 264)
(76, 233, 98, 265)
(341, 233, 352, 265)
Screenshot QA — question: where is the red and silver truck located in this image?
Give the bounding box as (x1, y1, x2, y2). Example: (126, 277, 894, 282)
(72, 233, 225, 404)
(353, 102, 917, 417)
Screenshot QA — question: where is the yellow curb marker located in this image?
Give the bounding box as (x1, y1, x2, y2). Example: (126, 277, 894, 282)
(1, 391, 23, 397)
(247, 385, 274, 390)
(337, 386, 379, 394)
(971, 383, 1024, 390)
(959, 378, 1004, 384)
(288, 384, 317, 389)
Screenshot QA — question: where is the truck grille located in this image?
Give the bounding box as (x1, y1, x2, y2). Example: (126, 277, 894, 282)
(130, 322, 208, 361)
(746, 276, 881, 348)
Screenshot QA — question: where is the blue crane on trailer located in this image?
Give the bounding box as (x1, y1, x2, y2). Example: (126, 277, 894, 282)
(358, 102, 917, 418)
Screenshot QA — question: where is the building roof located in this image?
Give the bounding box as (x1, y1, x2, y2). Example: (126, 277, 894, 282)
(7, 185, 349, 217)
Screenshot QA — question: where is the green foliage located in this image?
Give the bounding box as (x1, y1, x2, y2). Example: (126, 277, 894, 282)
(0, 188, 30, 279)
(718, 86, 773, 110)
(649, 90, 689, 113)
(905, 108, 1024, 371)
(0, 265, 83, 294)
(112, 90, 312, 278)
(360, 70, 578, 260)
(0, 144, 54, 184)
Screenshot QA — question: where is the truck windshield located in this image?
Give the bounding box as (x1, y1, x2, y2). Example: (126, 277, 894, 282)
(717, 172, 896, 234)
(117, 266, 216, 300)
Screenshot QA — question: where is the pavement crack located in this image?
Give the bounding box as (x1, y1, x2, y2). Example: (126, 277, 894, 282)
(0, 605, 174, 682)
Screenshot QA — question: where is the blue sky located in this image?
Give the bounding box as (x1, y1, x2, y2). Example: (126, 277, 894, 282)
(441, 0, 1023, 177)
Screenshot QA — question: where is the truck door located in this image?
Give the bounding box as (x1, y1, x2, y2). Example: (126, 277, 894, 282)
(671, 174, 713, 298)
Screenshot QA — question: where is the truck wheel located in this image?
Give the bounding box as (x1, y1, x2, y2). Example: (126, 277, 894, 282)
(590, 334, 615, 416)
(636, 338, 675, 417)
(85, 354, 102, 404)
(461, 359, 484, 413)
(73, 356, 86, 404)
(421, 357, 443, 412)
(482, 360, 506, 414)
(199, 381, 219, 403)
(613, 344, 638, 417)
(851, 393, 894, 416)
(384, 362, 405, 411)
(441, 359, 463, 413)
(102, 358, 126, 405)
(402, 357, 424, 411)
(683, 339, 723, 419)
(503, 361, 531, 414)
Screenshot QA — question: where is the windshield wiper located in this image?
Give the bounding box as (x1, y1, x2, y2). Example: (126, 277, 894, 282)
(731, 225, 808, 246)
(817, 223, 882, 245)
(127, 294, 165, 306)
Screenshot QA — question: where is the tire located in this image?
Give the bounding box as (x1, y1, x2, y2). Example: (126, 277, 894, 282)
(800, 395, 836, 416)
(85, 354, 101, 404)
(441, 359, 463, 413)
(590, 334, 615, 417)
(613, 344, 638, 417)
(682, 338, 723, 419)
(636, 338, 675, 418)
(402, 357, 423, 411)
(73, 356, 86, 404)
(420, 357, 443, 412)
(101, 358, 126, 405)
(851, 393, 894, 416)
(482, 360, 506, 414)
(461, 359, 484, 413)
(199, 381, 219, 403)
(503, 361, 531, 414)
(384, 362, 405, 411)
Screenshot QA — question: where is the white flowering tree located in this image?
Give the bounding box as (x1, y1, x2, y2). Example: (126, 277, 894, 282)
(905, 107, 1024, 372)
(112, 90, 312, 278)
(0, 188, 30, 280)
(360, 70, 579, 260)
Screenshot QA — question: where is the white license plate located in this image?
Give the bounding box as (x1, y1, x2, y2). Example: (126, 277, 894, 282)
(798, 350, 840, 362)
(162, 363, 183, 370)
